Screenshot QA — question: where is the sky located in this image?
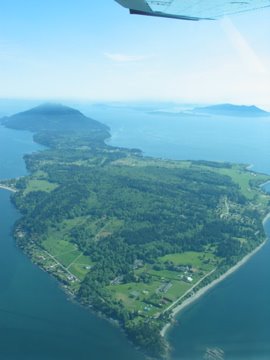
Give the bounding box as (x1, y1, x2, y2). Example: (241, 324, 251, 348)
(0, 1, 269, 108)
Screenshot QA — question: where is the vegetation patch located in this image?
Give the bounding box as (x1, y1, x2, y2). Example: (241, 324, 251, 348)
(23, 179, 58, 194)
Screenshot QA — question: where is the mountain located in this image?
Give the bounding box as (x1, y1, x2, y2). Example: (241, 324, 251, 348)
(1, 103, 109, 133)
(192, 104, 270, 117)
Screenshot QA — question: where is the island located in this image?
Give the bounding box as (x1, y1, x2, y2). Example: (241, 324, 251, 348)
(1, 103, 270, 359)
(148, 103, 270, 118)
(192, 104, 270, 117)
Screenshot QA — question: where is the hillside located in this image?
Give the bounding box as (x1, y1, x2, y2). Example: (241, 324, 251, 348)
(2, 103, 109, 133)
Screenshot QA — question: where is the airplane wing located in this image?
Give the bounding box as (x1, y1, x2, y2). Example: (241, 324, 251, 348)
(115, 0, 270, 21)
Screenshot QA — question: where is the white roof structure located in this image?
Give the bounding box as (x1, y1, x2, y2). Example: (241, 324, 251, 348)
(115, 0, 270, 20)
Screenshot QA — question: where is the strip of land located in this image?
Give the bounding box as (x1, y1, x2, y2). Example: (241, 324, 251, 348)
(0, 185, 17, 192)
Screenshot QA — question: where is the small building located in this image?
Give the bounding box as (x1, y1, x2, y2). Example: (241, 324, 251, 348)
(130, 291, 140, 299)
(133, 259, 144, 270)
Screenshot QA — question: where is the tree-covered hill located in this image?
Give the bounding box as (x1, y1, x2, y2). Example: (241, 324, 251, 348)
(2, 103, 109, 134)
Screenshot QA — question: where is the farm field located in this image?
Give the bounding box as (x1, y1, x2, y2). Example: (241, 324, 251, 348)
(107, 251, 219, 316)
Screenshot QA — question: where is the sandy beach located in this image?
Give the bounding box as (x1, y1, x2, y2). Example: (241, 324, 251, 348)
(0, 185, 17, 193)
(161, 238, 268, 337)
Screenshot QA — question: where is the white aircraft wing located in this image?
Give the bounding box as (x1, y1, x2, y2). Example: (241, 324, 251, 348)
(115, 0, 270, 20)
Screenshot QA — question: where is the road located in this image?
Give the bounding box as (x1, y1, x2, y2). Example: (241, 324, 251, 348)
(164, 268, 216, 313)
(43, 249, 80, 282)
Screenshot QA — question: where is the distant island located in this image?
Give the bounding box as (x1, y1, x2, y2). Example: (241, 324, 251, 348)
(192, 104, 270, 117)
(148, 103, 270, 118)
(1, 104, 270, 359)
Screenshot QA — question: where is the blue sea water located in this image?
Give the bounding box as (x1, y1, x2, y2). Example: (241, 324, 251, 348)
(1, 103, 270, 359)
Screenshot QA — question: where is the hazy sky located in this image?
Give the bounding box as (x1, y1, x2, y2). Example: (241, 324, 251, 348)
(0, 1, 269, 107)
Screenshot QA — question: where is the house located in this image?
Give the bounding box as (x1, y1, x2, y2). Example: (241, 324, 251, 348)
(130, 291, 140, 299)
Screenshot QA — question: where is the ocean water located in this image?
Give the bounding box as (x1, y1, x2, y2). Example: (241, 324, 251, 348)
(1, 103, 270, 360)
(89, 107, 270, 175)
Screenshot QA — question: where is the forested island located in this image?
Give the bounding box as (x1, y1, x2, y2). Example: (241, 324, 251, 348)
(148, 103, 270, 118)
(192, 104, 270, 117)
(1, 104, 270, 359)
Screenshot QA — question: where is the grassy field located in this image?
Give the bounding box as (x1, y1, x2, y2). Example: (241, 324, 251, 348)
(33, 214, 123, 282)
(42, 237, 93, 280)
(217, 165, 269, 200)
(112, 156, 192, 170)
(107, 251, 217, 316)
(159, 251, 218, 271)
(24, 179, 58, 194)
(109, 280, 162, 313)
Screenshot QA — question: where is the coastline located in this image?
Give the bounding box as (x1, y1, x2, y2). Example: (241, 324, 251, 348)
(0, 185, 17, 193)
(260, 180, 270, 189)
(161, 237, 268, 338)
(246, 164, 254, 171)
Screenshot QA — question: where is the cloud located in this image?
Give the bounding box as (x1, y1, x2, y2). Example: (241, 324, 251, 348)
(104, 52, 151, 62)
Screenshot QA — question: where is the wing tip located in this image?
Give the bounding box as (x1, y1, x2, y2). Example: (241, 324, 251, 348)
(129, 9, 214, 21)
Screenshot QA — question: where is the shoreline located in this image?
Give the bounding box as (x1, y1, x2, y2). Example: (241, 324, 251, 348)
(246, 163, 254, 171)
(260, 180, 270, 189)
(161, 237, 268, 338)
(0, 184, 17, 193)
